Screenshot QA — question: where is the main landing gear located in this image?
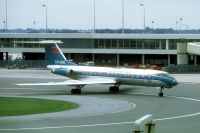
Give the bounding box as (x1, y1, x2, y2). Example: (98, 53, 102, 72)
(109, 84, 120, 93)
(158, 87, 164, 97)
(71, 86, 82, 94)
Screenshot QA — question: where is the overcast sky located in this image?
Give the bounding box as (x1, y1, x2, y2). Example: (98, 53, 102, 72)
(0, 0, 200, 30)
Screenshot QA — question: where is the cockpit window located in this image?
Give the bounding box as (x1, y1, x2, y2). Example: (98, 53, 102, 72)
(156, 73, 174, 79)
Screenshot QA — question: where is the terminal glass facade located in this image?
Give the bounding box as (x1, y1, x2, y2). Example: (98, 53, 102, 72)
(94, 39, 166, 49)
(1, 38, 200, 50)
(0, 38, 176, 50)
(1, 34, 200, 67)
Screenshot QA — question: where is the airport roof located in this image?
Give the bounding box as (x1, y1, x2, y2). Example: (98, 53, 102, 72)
(1, 33, 200, 40)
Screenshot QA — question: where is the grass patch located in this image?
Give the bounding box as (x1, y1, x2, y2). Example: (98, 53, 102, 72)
(0, 97, 78, 116)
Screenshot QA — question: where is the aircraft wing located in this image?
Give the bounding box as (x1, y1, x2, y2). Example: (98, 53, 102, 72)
(14, 78, 116, 86)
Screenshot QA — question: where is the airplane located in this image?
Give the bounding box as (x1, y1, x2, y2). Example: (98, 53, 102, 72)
(15, 40, 178, 97)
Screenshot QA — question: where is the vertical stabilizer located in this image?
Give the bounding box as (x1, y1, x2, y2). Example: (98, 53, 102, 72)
(45, 44, 76, 65)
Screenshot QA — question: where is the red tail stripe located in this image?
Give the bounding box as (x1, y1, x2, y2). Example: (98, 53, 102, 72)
(51, 47, 59, 53)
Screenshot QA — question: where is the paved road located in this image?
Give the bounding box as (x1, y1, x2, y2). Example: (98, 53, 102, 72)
(0, 69, 200, 133)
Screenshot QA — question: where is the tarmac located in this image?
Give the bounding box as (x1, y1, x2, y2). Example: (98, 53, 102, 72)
(0, 69, 200, 133)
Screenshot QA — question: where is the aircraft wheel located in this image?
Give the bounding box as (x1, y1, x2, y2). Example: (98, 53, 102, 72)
(158, 92, 164, 97)
(114, 87, 119, 92)
(158, 87, 164, 97)
(71, 89, 81, 94)
(71, 89, 76, 94)
(109, 86, 119, 92)
(109, 87, 114, 92)
(77, 89, 81, 94)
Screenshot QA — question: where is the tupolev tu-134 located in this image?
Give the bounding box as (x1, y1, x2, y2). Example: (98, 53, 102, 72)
(15, 40, 178, 97)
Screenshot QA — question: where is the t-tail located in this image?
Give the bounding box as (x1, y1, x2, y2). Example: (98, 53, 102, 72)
(45, 44, 76, 65)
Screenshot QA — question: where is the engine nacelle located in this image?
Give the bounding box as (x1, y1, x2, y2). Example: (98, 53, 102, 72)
(51, 68, 74, 76)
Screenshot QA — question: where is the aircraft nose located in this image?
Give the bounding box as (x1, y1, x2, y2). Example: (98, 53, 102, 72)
(173, 80, 179, 86)
(47, 65, 52, 69)
(51, 69, 55, 73)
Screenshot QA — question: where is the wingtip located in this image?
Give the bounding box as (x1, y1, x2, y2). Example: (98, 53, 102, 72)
(13, 84, 19, 86)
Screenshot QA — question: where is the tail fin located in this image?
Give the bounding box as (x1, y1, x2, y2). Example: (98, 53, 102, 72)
(45, 44, 76, 65)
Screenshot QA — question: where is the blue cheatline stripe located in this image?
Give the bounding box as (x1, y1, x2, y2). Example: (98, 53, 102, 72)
(74, 71, 173, 86)
(53, 68, 173, 87)
(151, 76, 173, 86)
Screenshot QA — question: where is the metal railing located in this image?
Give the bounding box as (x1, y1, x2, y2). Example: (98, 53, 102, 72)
(1, 60, 200, 73)
(166, 64, 200, 73)
(0, 60, 49, 69)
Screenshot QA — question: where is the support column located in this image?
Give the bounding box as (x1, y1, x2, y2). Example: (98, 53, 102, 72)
(22, 52, 25, 60)
(3, 52, 8, 60)
(177, 40, 188, 65)
(0, 52, 3, 60)
(166, 39, 169, 50)
(68, 53, 71, 60)
(13, 40, 16, 48)
(117, 54, 119, 67)
(168, 55, 171, 65)
(159, 40, 162, 49)
(194, 55, 197, 65)
(92, 54, 95, 63)
(142, 54, 145, 65)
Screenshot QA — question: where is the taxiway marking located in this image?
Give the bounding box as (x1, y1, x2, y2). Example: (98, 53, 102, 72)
(0, 87, 65, 91)
(1, 94, 200, 131)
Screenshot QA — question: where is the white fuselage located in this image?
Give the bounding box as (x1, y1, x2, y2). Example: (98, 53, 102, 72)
(47, 65, 177, 88)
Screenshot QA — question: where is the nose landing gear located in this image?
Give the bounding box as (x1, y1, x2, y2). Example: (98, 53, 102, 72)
(71, 86, 82, 94)
(158, 87, 164, 97)
(109, 84, 120, 93)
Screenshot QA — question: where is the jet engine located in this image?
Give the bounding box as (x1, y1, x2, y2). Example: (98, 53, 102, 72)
(51, 68, 74, 76)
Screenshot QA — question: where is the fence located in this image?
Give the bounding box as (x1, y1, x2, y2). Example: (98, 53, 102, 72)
(166, 64, 200, 73)
(0, 60, 49, 69)
(1, 60, 200, 73)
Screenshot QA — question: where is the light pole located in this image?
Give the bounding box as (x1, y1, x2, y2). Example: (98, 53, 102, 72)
(3, 21, 6, 30)
(122, 0, 124, 34)
(42, 3, 48, 31)
(140, 4, 145, 33)
(151, 21, 154, 29)
(179, 17, 183, 34)
(5, 0, 7, 30)
(33, 21, 36, 29)
(176, 21, 178, 31)
(93, 0, 96, 33)
(184, 24, 188, 31)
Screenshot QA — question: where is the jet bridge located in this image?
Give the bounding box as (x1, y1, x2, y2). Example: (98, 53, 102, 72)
(177, 41, 200, 65)
(187, 42, 200, 56)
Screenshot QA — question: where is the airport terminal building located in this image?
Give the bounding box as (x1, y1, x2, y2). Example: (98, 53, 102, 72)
(0, 33, 200, 67)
